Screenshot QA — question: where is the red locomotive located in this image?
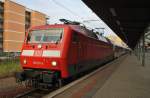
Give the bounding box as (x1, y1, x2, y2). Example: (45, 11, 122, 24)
(16, 20, 123, 87)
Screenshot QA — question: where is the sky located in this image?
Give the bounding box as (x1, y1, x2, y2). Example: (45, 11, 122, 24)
(12, 0, 127, 47)
(12, 0, 114, 35)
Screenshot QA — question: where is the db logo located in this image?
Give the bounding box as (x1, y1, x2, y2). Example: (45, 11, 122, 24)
(34, 50, 43, 56)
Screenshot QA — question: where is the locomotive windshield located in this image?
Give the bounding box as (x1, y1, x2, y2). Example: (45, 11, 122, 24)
(27, 28, 63, 43)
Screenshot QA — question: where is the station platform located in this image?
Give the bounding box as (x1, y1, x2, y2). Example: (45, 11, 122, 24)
(50, 53, 150, 98)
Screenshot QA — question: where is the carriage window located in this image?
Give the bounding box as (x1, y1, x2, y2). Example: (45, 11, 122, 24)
(73, 32, 78, 42)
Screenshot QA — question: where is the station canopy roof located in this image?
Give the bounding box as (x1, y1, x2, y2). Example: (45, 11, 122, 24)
(82, 0, 150, 49)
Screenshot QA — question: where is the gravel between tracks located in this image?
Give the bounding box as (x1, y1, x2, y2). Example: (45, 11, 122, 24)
(0, 77, 30, 98)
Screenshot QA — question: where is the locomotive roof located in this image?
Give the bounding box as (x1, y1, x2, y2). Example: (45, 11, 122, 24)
(30, 24, 111, 44)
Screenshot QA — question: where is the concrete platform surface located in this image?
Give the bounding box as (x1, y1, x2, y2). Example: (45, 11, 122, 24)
(49, 54, 150, 98)
(92, 54, 150, 98)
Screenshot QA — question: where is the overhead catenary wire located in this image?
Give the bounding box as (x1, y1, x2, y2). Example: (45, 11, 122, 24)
(51, 0, 104, 28)
(51, 0, 83, 20)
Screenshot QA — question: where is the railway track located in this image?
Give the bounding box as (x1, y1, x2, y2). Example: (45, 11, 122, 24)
(14, 88, 54, 98)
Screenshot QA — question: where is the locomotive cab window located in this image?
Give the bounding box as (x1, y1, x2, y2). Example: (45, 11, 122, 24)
(27, 28, 63, 43)
(72, 32, 79, 43)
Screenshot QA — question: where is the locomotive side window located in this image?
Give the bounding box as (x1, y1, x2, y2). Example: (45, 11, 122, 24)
(27, 28, 63, 43)
(27, 33, 31, 42)
(73, 32, 79, 43)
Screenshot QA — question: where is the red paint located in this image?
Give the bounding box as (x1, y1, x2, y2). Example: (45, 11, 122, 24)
(20, 24, 115, 79)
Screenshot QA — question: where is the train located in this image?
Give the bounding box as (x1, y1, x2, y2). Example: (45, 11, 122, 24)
(16, 20, 127, 88)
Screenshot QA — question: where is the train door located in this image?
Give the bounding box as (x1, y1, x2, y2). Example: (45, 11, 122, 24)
(73, 32, 84, 72)
(71, 32, 80, 73)
(113, 45, 117, 58)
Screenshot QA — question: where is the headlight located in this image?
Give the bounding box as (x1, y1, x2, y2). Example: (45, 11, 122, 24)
(37, 44, 42, 49)
(51, 61, 57, 66)
(23, 59, 27, 64)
